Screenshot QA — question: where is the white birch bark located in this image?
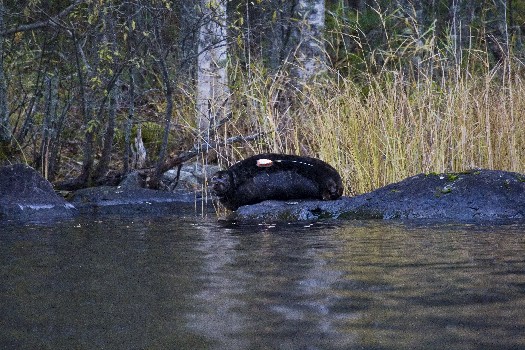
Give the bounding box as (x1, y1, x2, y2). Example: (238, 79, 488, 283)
(293, 0, 327, 83)
(196, 0, 229, 137)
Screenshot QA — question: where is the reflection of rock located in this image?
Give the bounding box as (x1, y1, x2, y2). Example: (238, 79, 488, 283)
(231, 170, 525, 222)
(163, 162, 221, 191)
(0, 164, 76, 222)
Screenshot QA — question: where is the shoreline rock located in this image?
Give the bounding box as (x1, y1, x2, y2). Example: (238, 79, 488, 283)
(3, 164, 525, 223)
(67, 166, 217, 216)
(231, 169, 525, 222)
(0, 164, 76, 222)
(69, 185, 205, 216)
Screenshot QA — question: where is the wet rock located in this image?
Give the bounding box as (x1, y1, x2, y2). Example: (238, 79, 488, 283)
(68, 163, 220, 216)
(70, 185, 204, 216)
(231, 170, 525, 222)
(0, 164, 76, 222)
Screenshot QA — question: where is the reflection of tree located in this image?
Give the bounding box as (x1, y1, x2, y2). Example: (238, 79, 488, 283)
(5, 218, 525, 348)
(188, 224, 358, 348)
(187, 223, 250, 348)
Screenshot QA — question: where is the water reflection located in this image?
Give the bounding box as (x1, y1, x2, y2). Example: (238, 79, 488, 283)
(1, 217, 525, 349)
(188, 222, 354, 349)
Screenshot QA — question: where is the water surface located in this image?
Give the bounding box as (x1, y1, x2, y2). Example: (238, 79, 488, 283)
(1, 214, 525, 349)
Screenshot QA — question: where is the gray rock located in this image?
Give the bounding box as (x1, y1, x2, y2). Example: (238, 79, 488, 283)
(0, 164, 76, 222)
(231, 169, 525, 222)
(70, 185, 205, 215)
(118, 171, 144, 190)
(162, 162, 221, 191)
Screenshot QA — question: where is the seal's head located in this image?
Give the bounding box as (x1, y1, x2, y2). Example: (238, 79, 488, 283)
(322, 178, 344, 200)
(211, 170, 233, 196)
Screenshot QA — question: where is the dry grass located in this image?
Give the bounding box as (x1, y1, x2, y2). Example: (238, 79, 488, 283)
(193, 5, 525, 197)
(216, 58, 525, 196)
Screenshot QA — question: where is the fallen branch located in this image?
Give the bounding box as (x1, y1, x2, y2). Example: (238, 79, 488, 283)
(161, 132, 262, 174)
(138, 131, 263, 189)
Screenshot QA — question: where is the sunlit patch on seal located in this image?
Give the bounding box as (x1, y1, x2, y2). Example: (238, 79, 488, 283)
(256, 159, 273, 167)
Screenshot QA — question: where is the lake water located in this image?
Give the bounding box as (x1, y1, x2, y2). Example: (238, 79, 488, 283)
(1, 211, 525, 349)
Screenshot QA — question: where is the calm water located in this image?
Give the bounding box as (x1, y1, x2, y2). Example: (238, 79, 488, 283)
(1, 212, 525, 350)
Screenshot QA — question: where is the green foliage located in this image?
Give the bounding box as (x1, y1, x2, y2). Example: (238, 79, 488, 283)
(86, 120, 100, 134)
(446, 174, 459, 182)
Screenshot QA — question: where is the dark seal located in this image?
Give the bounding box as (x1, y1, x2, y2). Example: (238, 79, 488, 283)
(211, 153, 344, 210)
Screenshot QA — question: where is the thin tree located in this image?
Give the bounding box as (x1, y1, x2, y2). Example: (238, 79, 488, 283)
(196, 0, 230, 139)
(0, 0, 11, 151)
(94, 8, 119, 180)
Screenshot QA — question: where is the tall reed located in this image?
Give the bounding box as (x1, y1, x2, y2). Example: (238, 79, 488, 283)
(218, 54, 525, 196)
(210, 0, 525, 196)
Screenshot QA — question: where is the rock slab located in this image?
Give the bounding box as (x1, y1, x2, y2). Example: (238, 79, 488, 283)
(232, 170, 525, 222)
(69, 182, 204, 216)
(0, 164, 76, 222)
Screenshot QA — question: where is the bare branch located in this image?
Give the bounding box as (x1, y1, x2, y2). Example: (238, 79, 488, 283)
(1, 0, 86, 36)
(156, 132, 264, 175)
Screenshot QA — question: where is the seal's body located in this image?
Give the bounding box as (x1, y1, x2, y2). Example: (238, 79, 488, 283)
(211, 153, 344, 210)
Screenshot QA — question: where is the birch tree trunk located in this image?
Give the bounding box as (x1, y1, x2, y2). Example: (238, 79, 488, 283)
(292, 0, 327, 84)
(196, 0, 229, 139)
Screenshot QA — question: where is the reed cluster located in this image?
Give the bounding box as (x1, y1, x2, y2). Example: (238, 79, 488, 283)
(216, 57, 525, 195)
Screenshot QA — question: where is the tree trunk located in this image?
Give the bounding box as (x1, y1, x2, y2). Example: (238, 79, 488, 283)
(150, 11, 175, 185)
(131, 123, 146, 169)
(490, 0, 509, 61)
(154, 52, 173, 181)
(178, 1, 200, 85)
(47, 86, 70, 182)
(124, 65, 135, 174)
(123, 1, 138, 175)
(196, 0, 230, 138)
(0, 0, 11, 148)
(292, 0, 327, 84)
(267, 0, 297, 72)
(94, 11, 118, 180)
(38, 71, 58, 179)
(75, 32, 95, 186)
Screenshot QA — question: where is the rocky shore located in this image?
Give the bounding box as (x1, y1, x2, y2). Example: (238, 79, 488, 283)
(2, 163, 525, 223)
(232, 170, 525, 222)
(0, 163, 216, 222)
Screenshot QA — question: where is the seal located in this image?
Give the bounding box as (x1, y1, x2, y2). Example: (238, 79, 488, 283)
(211, 153, 344, 210)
